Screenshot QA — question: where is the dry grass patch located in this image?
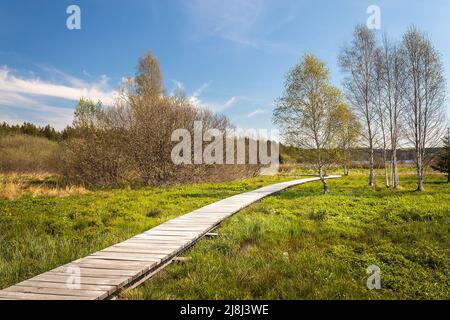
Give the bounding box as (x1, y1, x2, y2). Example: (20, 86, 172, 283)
(0, 173, 86, 199)
(0, 182, 22, 200)
(28, 185, 87, 198)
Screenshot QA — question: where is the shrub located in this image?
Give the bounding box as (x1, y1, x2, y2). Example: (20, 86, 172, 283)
(59, 51, 262, 187)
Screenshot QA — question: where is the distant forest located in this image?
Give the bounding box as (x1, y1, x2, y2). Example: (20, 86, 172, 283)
(0, 122, 75, 141)
(1, 121, 435, 164)
(280, 144, 439, 164)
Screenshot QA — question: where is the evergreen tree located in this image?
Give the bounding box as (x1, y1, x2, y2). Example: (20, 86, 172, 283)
(0, 121, 62, 141)
(432, 129, 450, 183)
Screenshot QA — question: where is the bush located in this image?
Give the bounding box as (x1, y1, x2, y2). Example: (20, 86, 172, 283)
(59, 51, 262, 187)
(60, 96, 261, 187)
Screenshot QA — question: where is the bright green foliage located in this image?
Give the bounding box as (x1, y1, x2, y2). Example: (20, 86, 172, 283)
(72, 98, 103, 131)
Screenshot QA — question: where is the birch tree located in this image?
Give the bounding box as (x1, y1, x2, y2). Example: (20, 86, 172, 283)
(402, 26, 447, 191)
(380, 35, 407, 189)
(273, 54, 344, 193)
(339, 25, 378, 186)
(373, 48, 390, 187)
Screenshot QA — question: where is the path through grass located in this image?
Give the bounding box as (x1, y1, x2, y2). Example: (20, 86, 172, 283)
(0, 174, 294, 289)
(123, 172, 450, 300)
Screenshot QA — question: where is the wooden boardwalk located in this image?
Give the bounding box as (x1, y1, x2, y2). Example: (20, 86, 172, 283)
(0, 176, 340, 300)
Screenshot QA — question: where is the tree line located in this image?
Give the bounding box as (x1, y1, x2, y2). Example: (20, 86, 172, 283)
(0, 122, 62, 141)
(274, 25, 448, 192)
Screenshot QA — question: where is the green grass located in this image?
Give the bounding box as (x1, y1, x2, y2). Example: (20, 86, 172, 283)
(0, 174, 294, 290)
(1, 170, 448, 299)
(122, 172, 450, 300)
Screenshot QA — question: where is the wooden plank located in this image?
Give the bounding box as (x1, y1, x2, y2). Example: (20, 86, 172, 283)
(125, 234, 194, 240)
(74, 257, 151, 268)
(143, 231, 201, 236)
(165, 220, 220, 224)
(0, 291, 94, 300)
(167, 220, 221, 225)
(179, 213, 227, 216)
(44, 272, 128, 281)
(92, 251, 165, 259)
(102, 247, 177, 255)
(80, 257, 157, 269)
(172, 216, 222, 220)
(163, 220, 219, 224)
(15, 280, 114, 293)
(151, 227, 209, 232)
(3, 285, 106, 299)
(90, 252, 164, 262)
(123, 241, 192, 247)
(52, 266, 138, 277)
(30, 274, 128, 287)
(135, 234, 196, 240)
(143, 229, 199, 237)
(189, 210, 234, 214)
(122, 240, 191, 246)
(113, 243, 180, 249)
(66, 263, 147, 272)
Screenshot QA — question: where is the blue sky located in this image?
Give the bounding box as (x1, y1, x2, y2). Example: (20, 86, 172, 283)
(1, 0, 449, 130)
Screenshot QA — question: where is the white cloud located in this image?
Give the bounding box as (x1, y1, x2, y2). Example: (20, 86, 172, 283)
(0, 98, 74, 130)
(0, 111, 26, 126)
(247, 108, 266, 118)
(186, 82, 238, 112)
(187, 82, 207, 107)
(0, 66, 116, 105)
(171, 79, 185, 93)
(0, 65, 117, 129)
(191, 82, 210, 98)
(223, 96, 237, 109)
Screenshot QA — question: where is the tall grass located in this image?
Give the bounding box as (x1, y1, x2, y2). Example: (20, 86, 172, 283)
(0, 135, 59, 173)
(0, 173, 86, 200)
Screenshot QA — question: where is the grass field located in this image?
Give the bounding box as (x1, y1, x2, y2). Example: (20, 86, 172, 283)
(0, 173, 294, 290)
(122, 171, 450, 300)
(0, 170, 449, 299)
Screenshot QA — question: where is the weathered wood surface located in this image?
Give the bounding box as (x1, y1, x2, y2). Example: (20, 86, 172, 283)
(0, 176, 340, 300)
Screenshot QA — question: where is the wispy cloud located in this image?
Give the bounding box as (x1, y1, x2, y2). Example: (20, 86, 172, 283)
(183, 0, 301, 54)
(171, 79, 185, 93)
(186, 82, 238, 112)
(185, 0, 263, 46)
(191, 82, 210, 98)
(0, 66, 116, 105)
(0, 66, 117, 129)
(188, 82, 209, 108)
(247, 108, 266, 118)
(0, 91, 75, 130)
(223, 96, 237, 109)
